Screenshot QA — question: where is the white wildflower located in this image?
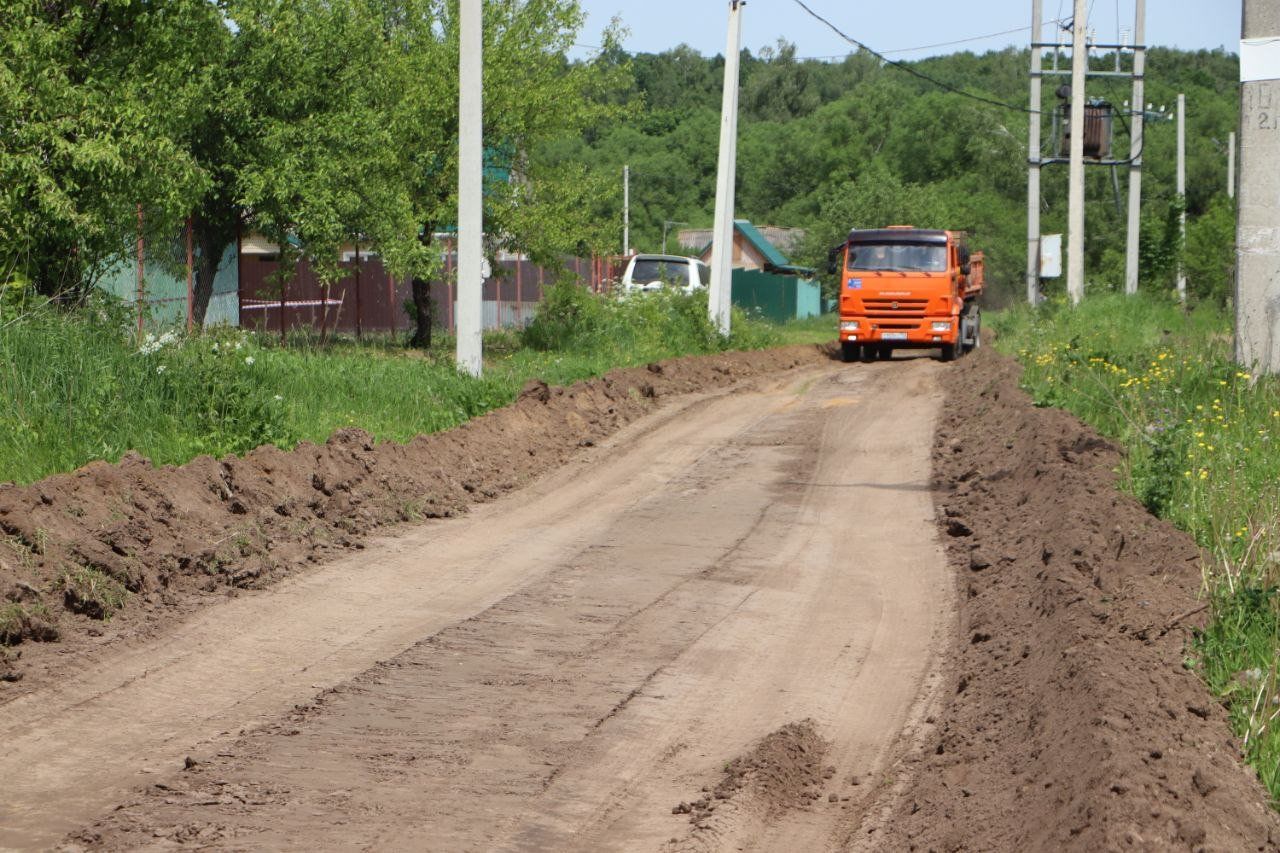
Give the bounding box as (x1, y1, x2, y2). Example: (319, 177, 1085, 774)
(273, 394, 283, 401)
(244, 356, 255, 366)
(156, 365, 167, 374)
(212, 341, 220, 352)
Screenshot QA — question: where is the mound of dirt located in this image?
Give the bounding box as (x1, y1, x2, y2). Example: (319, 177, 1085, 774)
(671, 720, 832, 827)
(0, 345, 830, 692)
(870, 347, 1280, 850)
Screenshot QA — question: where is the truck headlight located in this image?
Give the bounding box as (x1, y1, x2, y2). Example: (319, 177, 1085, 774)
(931, 321, 952, 332)
(840, 321, 859, 331)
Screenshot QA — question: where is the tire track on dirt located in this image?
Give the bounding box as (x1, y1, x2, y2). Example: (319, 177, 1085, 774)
(2, 364, 830, 850)
(60, 357, 954, 852)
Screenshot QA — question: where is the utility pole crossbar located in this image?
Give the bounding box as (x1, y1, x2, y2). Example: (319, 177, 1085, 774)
(1029, 0, 1146, 303)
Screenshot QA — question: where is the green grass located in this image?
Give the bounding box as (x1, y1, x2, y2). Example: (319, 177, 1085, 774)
(993, 293, 1280, 800)
(59, 565, 129, 620)
(0, 601, 57, 643)
(0, 288, 834, 485)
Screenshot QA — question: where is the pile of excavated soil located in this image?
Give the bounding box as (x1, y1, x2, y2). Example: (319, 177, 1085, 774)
(0, 345, 830, 690)
(671, 720, 832, 827)
(869, 346, 1280, 850)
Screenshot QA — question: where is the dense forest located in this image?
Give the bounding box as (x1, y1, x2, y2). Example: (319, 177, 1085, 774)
(544, 41, 1240, 305)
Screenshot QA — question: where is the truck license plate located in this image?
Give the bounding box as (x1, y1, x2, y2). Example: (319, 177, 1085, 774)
(882, 332, 908, 340)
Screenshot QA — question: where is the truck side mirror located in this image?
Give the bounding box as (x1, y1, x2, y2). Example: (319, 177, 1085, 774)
(826, 248, 840, 275)
(961, 262, 971, 276)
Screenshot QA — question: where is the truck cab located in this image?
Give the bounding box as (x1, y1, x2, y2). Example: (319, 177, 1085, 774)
(835, 226, 983, 363)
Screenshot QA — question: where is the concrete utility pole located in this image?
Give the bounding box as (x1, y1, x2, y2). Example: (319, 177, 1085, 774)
(1026, 0, 1043, 305)
(662, 220, 687, 256)
(456, 0, 483, 377)
(1066, 0, 1087, 305)
(1236, 2, 1280, 372)
(1123, 0, 1145, 295)
(1228, 131, 1236, 198)
(1176, 92, 1187, 302)
(708, 0, 744, 336)
(623, 165, 630, 255)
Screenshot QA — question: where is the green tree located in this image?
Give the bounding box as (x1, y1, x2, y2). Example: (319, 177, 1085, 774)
(1184, 194, 1235, 305)
(0, 0, 212, 299)
(387, 0, 625, 347)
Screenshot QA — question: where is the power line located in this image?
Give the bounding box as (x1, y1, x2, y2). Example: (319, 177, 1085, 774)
(788, 17, 1067, 62)
(788, 0, 1041, 115)
(880, 22, 1049, 55)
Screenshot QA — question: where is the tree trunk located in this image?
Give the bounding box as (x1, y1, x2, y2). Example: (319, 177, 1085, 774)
(189, 210, 238, 328)
(191, 233, 222, 326)
(409, 226, 437, 348)
(410, 276, 434, 348)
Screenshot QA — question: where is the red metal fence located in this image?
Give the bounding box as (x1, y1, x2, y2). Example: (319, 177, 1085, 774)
(238, 240, 620, 336)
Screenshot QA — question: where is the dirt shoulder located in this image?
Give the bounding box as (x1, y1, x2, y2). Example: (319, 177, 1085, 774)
(0, 345, 829, 694)
(862, 346, 1280, 850)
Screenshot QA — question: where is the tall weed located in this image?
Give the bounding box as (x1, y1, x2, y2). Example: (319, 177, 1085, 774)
(1, 288, 824, 484)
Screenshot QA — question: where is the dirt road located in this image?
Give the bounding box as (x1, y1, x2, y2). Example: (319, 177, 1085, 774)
(2, 356, 952, 851)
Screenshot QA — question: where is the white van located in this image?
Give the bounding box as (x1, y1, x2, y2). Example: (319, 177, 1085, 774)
(619, 254, 710, 294)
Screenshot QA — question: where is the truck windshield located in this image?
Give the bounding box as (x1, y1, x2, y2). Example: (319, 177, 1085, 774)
(847, 243, 946, 272)
(631, 259, 692, 286)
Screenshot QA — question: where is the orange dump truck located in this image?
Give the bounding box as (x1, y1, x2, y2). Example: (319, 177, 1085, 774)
(833, 226, 983, 363)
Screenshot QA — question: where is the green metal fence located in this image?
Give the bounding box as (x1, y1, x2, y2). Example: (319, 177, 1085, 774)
(730, 269, 822, 324)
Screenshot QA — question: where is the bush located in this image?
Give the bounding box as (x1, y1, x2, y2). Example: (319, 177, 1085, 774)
(521, 278, 609, 351)
(145, 329, 287, 457)
(523, 280, 783, 357)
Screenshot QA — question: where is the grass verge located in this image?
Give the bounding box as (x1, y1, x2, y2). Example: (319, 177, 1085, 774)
(992, 293, 1280, 800)
(0, 287, 834, 484)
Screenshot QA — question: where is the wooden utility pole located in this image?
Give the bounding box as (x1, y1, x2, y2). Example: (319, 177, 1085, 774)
(456, 0, 483, 376)
(623, 165, 630, 256)
(1236, 2, 1280, 372)
(1066, 0, 1088, 305)
(1123, 0, 1145, 295)
(1026, 0, 1043, 304)
(708, 0, 743, 336)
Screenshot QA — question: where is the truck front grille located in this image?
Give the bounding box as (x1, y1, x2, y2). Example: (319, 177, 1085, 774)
(862, 298, 928, 319)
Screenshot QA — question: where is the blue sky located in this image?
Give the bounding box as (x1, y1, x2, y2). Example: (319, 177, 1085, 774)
(572, 1, 1242, 61)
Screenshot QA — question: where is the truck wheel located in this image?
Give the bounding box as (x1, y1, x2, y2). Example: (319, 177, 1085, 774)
(878, 345, 892, 361)
(940, 344, 956, 362)
(860, 345, 876, 363)
(961, 308, 981, 353)
(840, 341, 859, 363)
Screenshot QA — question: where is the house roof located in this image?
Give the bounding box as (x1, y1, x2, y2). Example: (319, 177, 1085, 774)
(699, 219, 792, 269)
